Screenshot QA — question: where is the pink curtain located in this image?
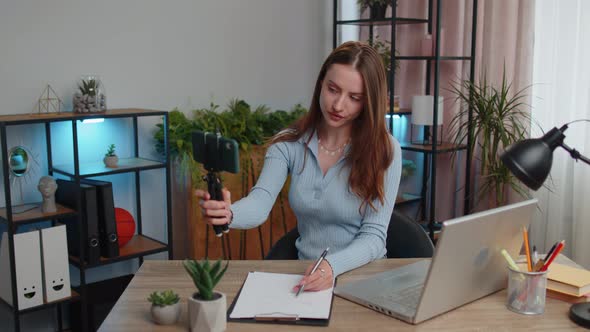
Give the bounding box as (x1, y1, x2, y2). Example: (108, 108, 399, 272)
(357, 0, 535, 220)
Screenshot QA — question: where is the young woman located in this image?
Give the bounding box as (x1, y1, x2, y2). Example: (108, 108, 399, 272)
(195, 41, 402, 292)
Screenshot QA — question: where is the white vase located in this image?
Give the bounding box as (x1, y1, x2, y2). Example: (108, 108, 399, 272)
(103, 155, 118, 168)
(188, 292, 226, 332)
(150, 302, 181, 325)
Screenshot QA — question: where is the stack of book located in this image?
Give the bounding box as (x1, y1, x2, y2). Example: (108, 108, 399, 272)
(546, 263, 590, 303)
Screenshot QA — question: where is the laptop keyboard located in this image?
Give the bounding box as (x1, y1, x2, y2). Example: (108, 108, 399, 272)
(378, 283, 424, 309)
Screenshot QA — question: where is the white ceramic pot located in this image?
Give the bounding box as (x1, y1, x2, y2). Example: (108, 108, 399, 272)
(103, 155, 118, 168)
(150, 302, 181, 325)
(188, 292, 226, 332)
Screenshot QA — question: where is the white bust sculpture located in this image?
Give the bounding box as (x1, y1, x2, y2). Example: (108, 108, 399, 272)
(38, 176, 58, 213)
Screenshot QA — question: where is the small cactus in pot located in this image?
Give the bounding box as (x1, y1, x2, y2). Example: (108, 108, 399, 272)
(103, 144, 118, 168)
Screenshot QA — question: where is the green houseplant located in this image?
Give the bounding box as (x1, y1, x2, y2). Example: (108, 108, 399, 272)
(153, 100, 306, 259)
(367, 37, 400, 77)
(103, 143, 118, 168)
(184, 259, 229, 332)
(148, 290, 180, 325)
(154, 100, 306, 190)
(448, 69, 531, 208)
(358, 0, 391, 20)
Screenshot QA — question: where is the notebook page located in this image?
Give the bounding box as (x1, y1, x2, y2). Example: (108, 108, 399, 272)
(229, 271, 333, 319)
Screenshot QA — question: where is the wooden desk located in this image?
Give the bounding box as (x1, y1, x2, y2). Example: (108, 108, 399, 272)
(99, 259, 584, 331)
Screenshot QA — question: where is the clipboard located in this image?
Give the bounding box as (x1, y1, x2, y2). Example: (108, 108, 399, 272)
(227, 272, 336, 326)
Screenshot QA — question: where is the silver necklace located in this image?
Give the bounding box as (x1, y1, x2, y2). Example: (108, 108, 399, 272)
(318, 138, 350, 156)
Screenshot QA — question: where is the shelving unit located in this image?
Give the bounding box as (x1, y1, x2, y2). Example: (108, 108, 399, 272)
(0, 108, 172, 332)
(333, 0, 477, 240)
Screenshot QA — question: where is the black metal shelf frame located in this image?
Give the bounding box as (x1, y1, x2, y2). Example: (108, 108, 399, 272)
(333, 0, 478, 242)
(51, 158, 167, 179)
(336, 17, 428, 25)
(0, 110, 172, 332)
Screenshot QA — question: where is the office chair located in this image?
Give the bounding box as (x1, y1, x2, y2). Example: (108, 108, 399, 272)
(265, 227, 299, 260)
(386, 210, 434, 258)
(265, 210, 434, 260)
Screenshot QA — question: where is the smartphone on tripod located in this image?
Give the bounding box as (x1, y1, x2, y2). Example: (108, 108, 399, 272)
(192, 131, 240, 237)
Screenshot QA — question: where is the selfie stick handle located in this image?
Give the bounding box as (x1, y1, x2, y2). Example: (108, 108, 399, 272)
(205, 172, 230, 237)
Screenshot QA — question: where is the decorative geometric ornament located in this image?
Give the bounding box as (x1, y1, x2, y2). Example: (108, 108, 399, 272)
(34, 84, 63, 114)
(7, 143, 40, 212)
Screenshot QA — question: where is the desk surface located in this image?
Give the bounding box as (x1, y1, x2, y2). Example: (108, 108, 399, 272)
(99, 259, 584, 331)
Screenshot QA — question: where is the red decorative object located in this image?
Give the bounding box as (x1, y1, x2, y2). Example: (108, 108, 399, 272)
(115, 208, 135, 247)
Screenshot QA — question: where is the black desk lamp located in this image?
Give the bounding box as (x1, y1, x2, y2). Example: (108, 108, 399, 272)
(500, 120, 590, 328)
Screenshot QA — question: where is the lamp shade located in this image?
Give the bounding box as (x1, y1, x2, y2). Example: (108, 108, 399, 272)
(500, 127, 566, 190)
(500, 139, 553, 190)
(411, 95, 443, 126)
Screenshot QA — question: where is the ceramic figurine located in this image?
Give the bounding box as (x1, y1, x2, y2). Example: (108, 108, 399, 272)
(38, 176, 58, 213)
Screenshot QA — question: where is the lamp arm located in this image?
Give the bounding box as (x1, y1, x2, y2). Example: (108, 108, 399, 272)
(559, 142, 590, 166)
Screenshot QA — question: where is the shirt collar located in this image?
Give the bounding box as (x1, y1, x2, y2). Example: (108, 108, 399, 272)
(299, 130, 319, 159)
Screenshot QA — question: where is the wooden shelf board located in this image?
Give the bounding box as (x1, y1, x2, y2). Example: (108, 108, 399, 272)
(117, 235, 167, 258)
(0, 203, 76, 224)
(0, 108, 166, 125)
(396, 193, 421, 205)
(69, 235, 168, 268)
(400, 142, 466, 153)
(53, 157, 165, 177)
(387, 108, 411, 116)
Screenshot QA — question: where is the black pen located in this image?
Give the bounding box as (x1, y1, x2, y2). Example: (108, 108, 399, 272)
(296, 247, 329, 297)
(544, 242, 557, 261)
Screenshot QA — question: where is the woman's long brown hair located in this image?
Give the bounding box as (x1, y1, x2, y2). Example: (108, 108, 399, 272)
(272, 41, 394, 212)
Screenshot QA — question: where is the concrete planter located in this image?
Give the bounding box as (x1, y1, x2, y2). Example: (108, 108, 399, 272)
(150, 302, 181, 325)
(188, 292, 226, 332)
(103, 155, 118, 168)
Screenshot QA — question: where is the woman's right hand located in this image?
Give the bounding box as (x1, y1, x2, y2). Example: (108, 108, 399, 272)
(194, 188, 233, 226)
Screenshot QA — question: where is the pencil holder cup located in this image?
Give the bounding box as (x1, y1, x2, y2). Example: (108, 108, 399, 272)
(506, 267, 547, 315)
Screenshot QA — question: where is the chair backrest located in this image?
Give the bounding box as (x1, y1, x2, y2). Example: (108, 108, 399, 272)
(265, 227, 299, 260)
(386, 210, 434, 258)
(266, 210, 434, 260)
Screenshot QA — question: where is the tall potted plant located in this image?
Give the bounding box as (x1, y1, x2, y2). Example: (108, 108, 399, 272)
(184, 259, 229, 332)
(448, 69, 531, 208)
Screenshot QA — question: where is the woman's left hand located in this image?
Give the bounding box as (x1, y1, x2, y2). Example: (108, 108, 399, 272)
(292, 260, 334, 293)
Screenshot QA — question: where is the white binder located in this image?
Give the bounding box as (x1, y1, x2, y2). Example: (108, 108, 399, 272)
(40, 225, 71, 302)
(0, 230, 44, 310)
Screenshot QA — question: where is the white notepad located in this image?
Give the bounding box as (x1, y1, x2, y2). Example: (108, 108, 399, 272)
(229, 271, 334, 320)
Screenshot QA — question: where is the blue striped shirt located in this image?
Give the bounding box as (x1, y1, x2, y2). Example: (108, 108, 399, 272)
(230, 131, 402, 276)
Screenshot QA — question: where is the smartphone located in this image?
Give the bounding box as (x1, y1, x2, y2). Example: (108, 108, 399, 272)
(192, 130, 240, 174)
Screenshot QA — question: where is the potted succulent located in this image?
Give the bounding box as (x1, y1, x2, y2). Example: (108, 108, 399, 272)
(184, 259, 229, 332)
(103, 144, 118, 168)
(73, 75, 107, 113)
(147, 290, 181, 325)
(358, 0, 391, 20)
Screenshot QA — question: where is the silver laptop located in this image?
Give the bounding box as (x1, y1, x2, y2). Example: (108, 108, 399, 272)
(334, 199, 537, 324)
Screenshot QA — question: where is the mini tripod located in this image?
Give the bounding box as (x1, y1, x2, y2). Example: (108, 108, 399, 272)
(204, 171, 229, 237)
(193, 130, 239, 238)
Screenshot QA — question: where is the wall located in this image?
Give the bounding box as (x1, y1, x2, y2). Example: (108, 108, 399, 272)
(0, 1, 331, 330)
